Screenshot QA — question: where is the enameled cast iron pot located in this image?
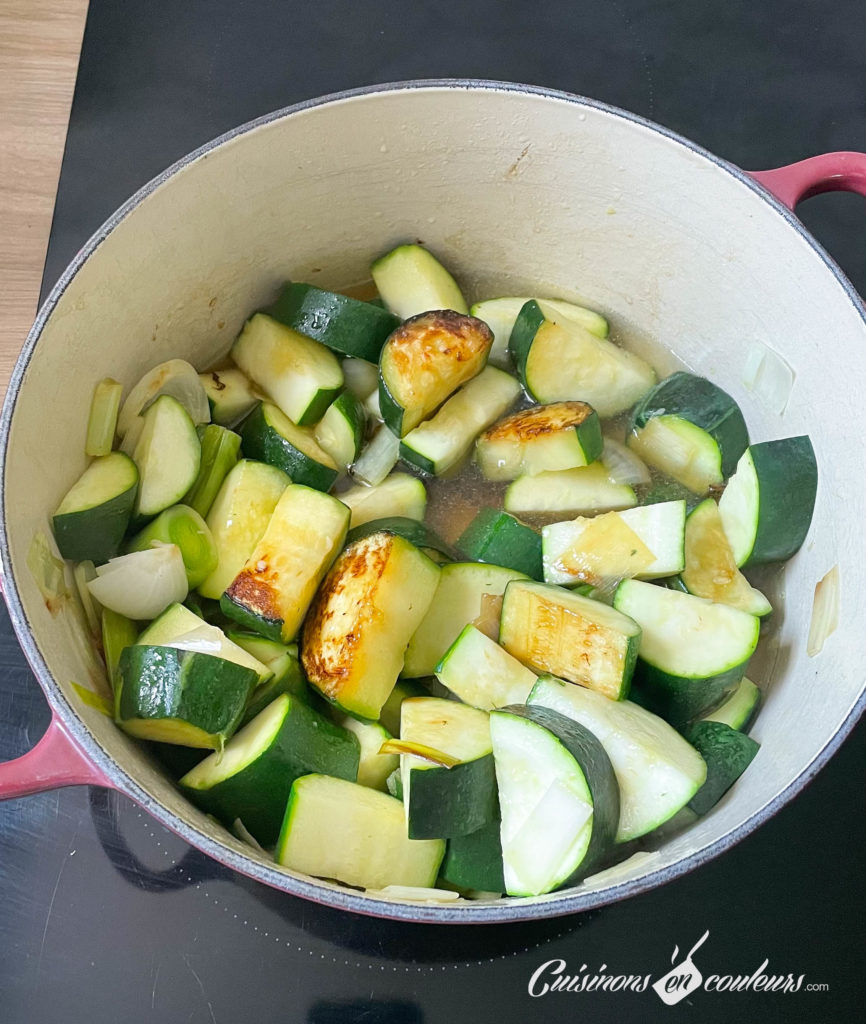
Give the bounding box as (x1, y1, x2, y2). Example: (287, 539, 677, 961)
(1, 81, 864, 923)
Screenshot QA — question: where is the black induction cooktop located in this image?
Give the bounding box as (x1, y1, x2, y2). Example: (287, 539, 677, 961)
(2, 2, 865, 1021)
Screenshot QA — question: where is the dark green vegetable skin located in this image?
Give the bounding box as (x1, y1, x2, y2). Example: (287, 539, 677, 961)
(181, 696, 360, 846)
(264, 282, 400, 362)
(506, 300, 547, 394)
(685, 720, 760, 815)
(630, 372, 749, 478)
(457, 508, 543, 580)
(498, 704, 620, 881)
(630, 661, 747, 730)
(184, 424, 241, 518)
(116, 645, 257, 744)
(345, 516, 457, 561)
(741, 436, 818, 564)
(52, 484, 137, 563)
(406, 753, 497, 840)
(239, 403, 338, 491)
(441, 810, 506, 892)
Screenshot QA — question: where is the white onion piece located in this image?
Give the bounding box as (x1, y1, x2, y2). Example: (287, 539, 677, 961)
(807, 564, 839, 657)
(742, 341, 795, 416)
(602, 437, 651, 486)
(119, 413, 145, 456)
(88, 544, 188, 620)
(351, 425, 399, 486)
(582, 851, 660, 889)
(367, 885, 462, 903)
(117, 359, 210, 438)
(363, 387, 383, 422)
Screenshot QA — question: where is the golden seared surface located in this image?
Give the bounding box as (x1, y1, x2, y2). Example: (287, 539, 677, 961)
(481, 401, 594, 441)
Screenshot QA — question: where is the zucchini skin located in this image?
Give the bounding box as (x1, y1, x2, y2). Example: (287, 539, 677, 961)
(116, 645, 257, 748)
(53, 483, 137, 563)
(632, 659, 749, 729)
(181, 696, 360, 846)
(345, 515, 457, 561)
(240, 403, 338, 491)
(440, 814, 506, 892)
(457, 509, 543, 580)
(684, 720, 760, 815)
(507, 300, 547, 387)
(265, 282, 400, 362)
(407, 754, 498, 840)
(498, 704, 620, 883)
(739, 437, 817, 565)
(631, 372, 749, 478)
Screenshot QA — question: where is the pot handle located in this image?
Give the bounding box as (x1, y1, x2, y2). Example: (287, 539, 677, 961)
(749, 151, 866, 209)
(0, 713, 113, 799)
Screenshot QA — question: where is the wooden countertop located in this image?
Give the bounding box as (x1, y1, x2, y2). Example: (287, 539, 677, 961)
(0, 0, 88, 398)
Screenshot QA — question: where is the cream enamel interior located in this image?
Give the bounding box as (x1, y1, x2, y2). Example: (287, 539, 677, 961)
(3, 84, 865, 918)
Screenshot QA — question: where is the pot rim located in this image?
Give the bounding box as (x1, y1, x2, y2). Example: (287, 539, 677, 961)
(2, 78, 864, 924)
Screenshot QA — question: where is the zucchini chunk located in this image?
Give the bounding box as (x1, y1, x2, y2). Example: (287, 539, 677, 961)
(52, 451, 138, 563)
(222, 484, 350, 643)
(116, 645, 257, 749)
(435, 624, 537, 709)
(399, 697, 497, 840)
(440, 815, 505, 894)
(138, 601, 272, 686)
(504, 462, 637, 516)
(276, 774, 445, 890)
(491, 704, 619, 895)
(499, 579, 642, 700)
(371, 243, 468, 319)
(337, 473, 427, 529)
(683, 720, 760, 815)
(542, 500, 687, 587)
(700, 676, 761, 732)
(231, 313, 343, 426)
(471, 296, 609, 367)
(197, 459, 289, 600)
(627, 372, 749, 494)
(403, 561, 529, 678)
(180, 694, 359, 846)
(199, 367, 259, 428)
(301, 531, 440, 719)
(132, 394, 201, 521)
(457, 509, 543, 580)
(125, 504, 218, 589)
(117, 358, 210, 439)
(718, 436, 818, 566)
(508, 300, 655, 417)
(240, 402, 338, 491)
(183, 424, 241, 519)
(378, 310, 493, 436)
(400, 366, 521, 476)
(528, 674, 707, 842)
(264, 282, 400, 362)
(313, 391, 366, 471)
(681, 499, 771, 615)
(331, 714, 398, 791)
(613, 579, 760, 725)
(476, 401, 603, 480)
